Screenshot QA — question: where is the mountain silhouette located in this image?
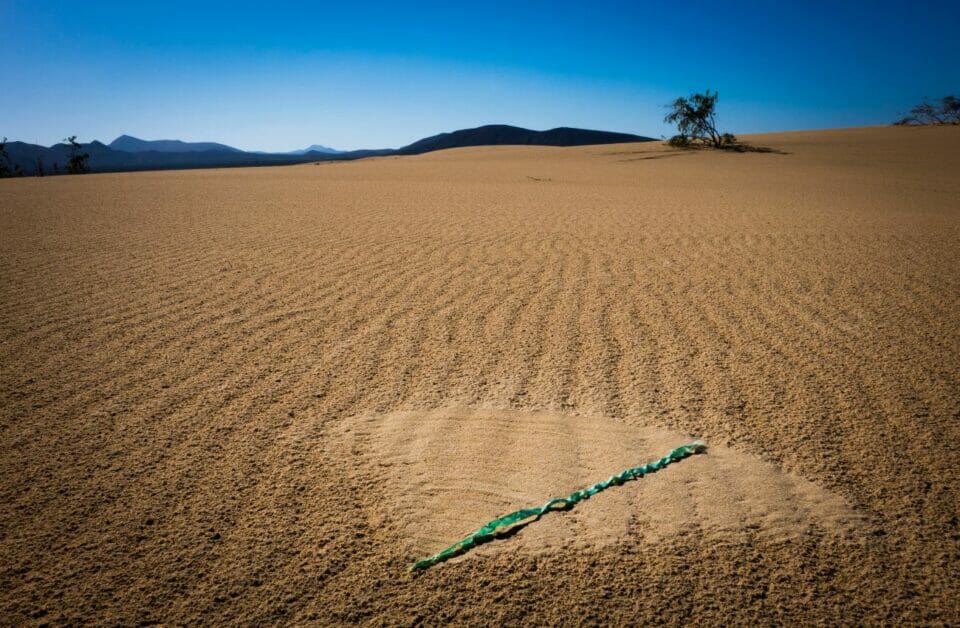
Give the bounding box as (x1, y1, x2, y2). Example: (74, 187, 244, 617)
(3, 125, 653, 175)
(109, 135, 243, 153)
(398, 124, 651, 154)
(284, 144, 342, 155)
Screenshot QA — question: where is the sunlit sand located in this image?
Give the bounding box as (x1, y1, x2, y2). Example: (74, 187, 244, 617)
(1, 125, 958, 623)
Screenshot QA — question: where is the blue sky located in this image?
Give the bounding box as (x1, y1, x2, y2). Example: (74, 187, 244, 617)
(1, 1, 957, 151)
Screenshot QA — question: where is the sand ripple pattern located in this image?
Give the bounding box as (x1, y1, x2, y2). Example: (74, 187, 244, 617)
(0, 126, 958, 623)
(341, 408, 864, 561)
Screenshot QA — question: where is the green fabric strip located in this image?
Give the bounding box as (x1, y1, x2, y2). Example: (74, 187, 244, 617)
(410, 440, 706, 571)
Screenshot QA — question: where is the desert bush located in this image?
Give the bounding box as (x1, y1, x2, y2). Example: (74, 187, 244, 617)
(664, 90, 737, 149)
(0, 137, 10, 177)
(0, 137, 21, 177)
(65, 136, 90, 174)
(719, 132, 738, 147)
(894, 95, 960, 125)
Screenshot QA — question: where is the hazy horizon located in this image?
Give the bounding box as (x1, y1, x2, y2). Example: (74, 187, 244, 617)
(2, 1, 958, 152)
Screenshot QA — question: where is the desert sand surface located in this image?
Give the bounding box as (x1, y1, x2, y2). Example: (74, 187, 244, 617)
(1, 125, 958, 624)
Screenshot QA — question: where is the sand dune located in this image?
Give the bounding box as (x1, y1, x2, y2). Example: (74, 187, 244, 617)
(1, 126, 958, 623)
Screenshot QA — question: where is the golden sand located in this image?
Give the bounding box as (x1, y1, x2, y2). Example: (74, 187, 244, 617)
(1, 125, 958, 623)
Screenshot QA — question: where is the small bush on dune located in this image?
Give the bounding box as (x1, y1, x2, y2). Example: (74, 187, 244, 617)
(65, 136, 90, 174)
(664, 90, 738, 149)
(0, 137, 22, 178)
(894, 95, 960, 125)
(719, 132, 738, 147)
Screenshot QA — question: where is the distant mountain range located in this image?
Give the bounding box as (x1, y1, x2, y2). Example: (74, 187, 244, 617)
(2, 125, 653, 176)
(283, 144, 342, 155)
(108, 135, 245, 154)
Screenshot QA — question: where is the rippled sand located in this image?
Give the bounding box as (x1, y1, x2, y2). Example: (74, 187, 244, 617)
(1, 126, 958, 623)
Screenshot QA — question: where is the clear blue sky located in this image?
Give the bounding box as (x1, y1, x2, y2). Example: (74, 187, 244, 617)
(1, 1, 957, 151)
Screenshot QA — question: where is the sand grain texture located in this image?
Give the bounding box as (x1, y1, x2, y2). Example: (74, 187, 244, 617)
(1, 126, 959, 624)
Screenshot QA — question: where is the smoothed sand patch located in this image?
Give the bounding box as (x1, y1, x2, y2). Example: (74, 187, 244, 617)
(339, 408, 865, 561)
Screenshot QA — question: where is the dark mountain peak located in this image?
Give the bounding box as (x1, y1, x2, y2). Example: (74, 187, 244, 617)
(471, 124, 525, 131)
(109, 135, 243, 154)
(304, 144, 340, 153)
(284, 144, 342, 155)
(107, 134, 144, 149)
(398, 124, 652, 155)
